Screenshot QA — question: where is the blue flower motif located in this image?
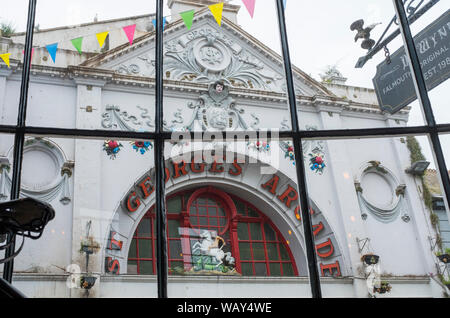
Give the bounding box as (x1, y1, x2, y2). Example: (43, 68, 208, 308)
(144, 142, 151, 147)
(140, 149, 145, 154)
(313, 163, 319, 169)
(113, 147, 120, 154)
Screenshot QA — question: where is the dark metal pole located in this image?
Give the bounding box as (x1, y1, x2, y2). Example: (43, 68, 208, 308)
(393, 0, 450, 216)
(2, 0, 37, 283)
(275, 0, 322, 298)
(154, 0, 168, 298)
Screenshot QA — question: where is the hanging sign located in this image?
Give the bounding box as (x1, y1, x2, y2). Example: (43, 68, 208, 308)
(372, 9, 450, 114)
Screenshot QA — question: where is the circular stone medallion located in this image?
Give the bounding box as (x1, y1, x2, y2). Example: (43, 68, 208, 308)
(193, 39, 231, 72)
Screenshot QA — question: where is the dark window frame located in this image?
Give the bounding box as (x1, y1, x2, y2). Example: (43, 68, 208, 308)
(1, 0, 450, 299)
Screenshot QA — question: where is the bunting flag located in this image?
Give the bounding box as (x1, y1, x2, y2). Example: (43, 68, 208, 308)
(22, 48, 35, 63)
(180, 10, 195, 30)
(242, 0, 256, 18)
(96, 31, 109, 48)
(151, 17, 167, 31)
(123, 24, 136, 45)
(0, 53, 11, 68)
(45, 43, 58, 63)
(71, 37, 83, 55)
(209, 2, 224, 26)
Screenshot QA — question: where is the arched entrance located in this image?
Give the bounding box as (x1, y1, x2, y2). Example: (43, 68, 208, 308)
(127, 186, 299, 277)
(103, 152, 347, 278)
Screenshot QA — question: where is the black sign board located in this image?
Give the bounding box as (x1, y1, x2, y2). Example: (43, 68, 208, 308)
(373, 9, 450, 114)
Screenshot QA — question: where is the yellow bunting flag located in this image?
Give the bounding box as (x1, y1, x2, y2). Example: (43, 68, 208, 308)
(0, 53, 11, 68)
(209, 2, 224, 26)
(96, 31, 109, 48)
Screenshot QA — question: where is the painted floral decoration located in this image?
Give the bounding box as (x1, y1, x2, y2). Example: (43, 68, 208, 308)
(247, 140, 270, 152)
(103, 140, 123, 159)
(132, 141, 153, 155)
(285, 144, 296, 165)
(309, 153, 326, 174)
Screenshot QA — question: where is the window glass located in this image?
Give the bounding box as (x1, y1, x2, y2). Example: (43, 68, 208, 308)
(303, 135, 450, 297)
(405, 1, 450, 124)
(0, 1, 29, 125)
(14, 136, 158, 297)
(286, 0, 426, 131)
(25, 0, 156, 131)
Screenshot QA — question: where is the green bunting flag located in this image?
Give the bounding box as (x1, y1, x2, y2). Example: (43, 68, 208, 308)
(71, 37, 83, 55)
(180, 10, 195, 30)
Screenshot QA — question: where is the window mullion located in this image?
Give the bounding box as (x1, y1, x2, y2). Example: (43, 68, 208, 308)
(275, 0, 321, 298)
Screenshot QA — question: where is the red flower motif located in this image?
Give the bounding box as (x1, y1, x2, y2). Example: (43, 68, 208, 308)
(315, 156, 323, 164)
(287, 146, 294, 152)
(108, 141, 118, 149)
(135, 141, 145, 147)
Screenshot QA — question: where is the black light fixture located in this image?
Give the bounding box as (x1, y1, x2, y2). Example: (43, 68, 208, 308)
(405, 160, 431, 175)
(0, 198, 55, 264)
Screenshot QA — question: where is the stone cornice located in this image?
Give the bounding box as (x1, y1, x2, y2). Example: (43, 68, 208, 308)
(0, 63, 410, 118)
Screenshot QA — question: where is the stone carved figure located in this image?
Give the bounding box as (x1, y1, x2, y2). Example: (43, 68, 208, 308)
(185, 81, 249, 132)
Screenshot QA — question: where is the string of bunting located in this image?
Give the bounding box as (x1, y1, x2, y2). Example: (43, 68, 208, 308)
(0, 0, 287, 68)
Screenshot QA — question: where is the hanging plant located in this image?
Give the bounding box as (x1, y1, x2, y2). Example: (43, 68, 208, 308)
(103, 140, 123, 159)
(436, 249, 450, 264)
(361, 253, 380, 265)
(131, 141, 153, 155)
(309, 153, 326, 174)
(373, 281, 392, 294)
(80, 275, 97, 290)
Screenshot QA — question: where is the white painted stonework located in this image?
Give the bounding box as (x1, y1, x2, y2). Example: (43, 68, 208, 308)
(0, 3, 446, 298)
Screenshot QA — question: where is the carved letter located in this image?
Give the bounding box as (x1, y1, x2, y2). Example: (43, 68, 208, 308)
(277, 185, 298, 208)
(316, 238, 334, 258)
(173, 161, 188, 179)
(320, 261, 341, 277)
(261, 175, 279, 195)
(127, 192, 141, 213)
(108, 231, 123, 251)
(191, 161, 206, 173)
(138, 177, 154, 199)
(105, 257, 120, 275)
(228, 159, 243, 176)
(313, 222, 324, 237)
(210, 160, 224, 173)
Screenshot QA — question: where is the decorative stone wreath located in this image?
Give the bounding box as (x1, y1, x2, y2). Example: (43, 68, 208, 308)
(0, 138, 73, 205)
(354, 161, 410, 223)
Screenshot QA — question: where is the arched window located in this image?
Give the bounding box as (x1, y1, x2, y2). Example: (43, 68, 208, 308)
(127, 187, 298, 277)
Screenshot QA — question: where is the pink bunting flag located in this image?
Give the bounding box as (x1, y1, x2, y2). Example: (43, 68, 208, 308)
(123, 24, 137, 45)
(242, 0, 256, 18)
(22, 48, 35, 63)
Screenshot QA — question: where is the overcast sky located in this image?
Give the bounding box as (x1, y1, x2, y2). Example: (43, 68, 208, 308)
(1, 0, 449, 171)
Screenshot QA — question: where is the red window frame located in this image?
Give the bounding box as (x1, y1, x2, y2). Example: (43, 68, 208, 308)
(127, 186, 298, 277)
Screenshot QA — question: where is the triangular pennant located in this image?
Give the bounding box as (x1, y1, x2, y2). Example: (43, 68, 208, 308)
(123, 24, 136, 45)
(0, 53, 11, 68)
(209, 2, 224, 26)
(45, 43, 58, 63)
(152, 17, 167, 31)
(71, 37, 83, 54)
(96, 31, 109, 48)
(242, 0, 256, 18)
(180, 10, 195, 30)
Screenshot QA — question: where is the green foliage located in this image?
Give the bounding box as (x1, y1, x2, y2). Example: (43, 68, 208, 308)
(406, 136, 426, 164)
(430, 213, 440, 227)
(0, 20, 16, 38)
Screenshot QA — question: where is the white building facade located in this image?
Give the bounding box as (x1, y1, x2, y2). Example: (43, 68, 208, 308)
(0, 0, 448, 298)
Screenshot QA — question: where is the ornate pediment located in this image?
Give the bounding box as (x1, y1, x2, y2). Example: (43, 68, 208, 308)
(94, 11, 326, 96)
